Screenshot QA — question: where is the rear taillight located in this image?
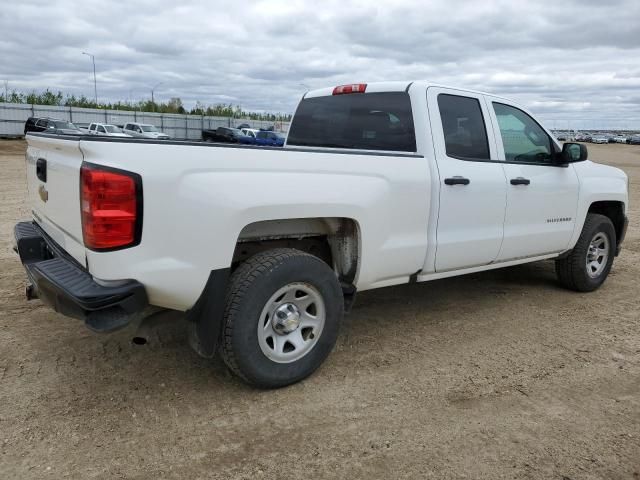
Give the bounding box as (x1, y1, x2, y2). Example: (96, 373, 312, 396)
(332, 84, 367, 95)
(80, 164, 142, 250)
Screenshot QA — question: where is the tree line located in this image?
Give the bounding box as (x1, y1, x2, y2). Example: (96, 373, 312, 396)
(0, 89, 292, 121)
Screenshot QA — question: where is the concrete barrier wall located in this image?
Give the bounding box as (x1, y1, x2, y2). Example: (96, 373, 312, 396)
(0, 102, 290, 139)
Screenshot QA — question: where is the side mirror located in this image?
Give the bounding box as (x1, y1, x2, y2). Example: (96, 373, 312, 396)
(561, 142, 588, 163)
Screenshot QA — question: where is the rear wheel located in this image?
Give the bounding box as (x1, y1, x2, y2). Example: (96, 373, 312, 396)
(556, 213, 616, 292)
(220, 248, 343, 388)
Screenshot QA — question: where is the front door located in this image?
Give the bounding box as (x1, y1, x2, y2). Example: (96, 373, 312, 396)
(486, 99, 580, 261)
(427, 87, 507, 272)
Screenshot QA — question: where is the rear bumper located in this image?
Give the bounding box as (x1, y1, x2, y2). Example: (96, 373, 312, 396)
(14, 221, 148, 332)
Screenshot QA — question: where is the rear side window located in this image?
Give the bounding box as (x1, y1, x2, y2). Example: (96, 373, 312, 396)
(437, 94, 490, 160)
(287, 92, 416, 152)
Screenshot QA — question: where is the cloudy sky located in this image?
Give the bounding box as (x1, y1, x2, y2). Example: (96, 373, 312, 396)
(1, 0, 639, 128)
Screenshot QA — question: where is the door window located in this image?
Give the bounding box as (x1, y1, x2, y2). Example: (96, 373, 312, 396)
(492, 103, 553, 163)
(437, 94, 490, 160)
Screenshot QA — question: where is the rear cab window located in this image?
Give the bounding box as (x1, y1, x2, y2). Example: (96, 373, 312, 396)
(287, 92, 416, 152)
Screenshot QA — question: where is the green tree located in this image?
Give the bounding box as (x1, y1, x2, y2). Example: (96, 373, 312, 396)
(1, 88, 292, 121)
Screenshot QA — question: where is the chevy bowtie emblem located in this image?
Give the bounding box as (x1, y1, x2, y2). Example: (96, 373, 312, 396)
(38, 185, 48, 202)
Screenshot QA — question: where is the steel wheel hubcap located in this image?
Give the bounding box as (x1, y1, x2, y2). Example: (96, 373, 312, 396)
(272, 303, 301, 334)
(586, 232, 609, 278)
(257, 283, 325, 363)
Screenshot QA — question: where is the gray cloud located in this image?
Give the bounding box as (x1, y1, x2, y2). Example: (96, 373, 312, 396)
(1, 0, 639, 128)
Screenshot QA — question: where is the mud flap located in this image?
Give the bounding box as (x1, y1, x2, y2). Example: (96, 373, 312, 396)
(186, 268, 230, 358)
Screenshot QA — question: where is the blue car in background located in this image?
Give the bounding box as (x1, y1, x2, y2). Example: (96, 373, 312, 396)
(254, 130, 286, 147)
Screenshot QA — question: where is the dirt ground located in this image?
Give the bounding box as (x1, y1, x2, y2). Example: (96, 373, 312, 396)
(0, 139, 638, 479)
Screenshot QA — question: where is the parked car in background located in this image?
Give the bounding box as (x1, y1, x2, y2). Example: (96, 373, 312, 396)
(254, 130, 285, 147)
(202, 127, 245, 143)
(575, 132, 591, 142)
(241, 128, 259, 138)
(613, 135, 629, 144)
(122, 122, 170, 139)
(237, 128, 260, 145)
(628, 135, 640, 145)
(24, 117, 85, 136)
(87, 123, 132, 137)
(23, 117, 41, 134)
(591, 135, 608, 144)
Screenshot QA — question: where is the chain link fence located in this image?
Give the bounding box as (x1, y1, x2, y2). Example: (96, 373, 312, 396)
(0, 102, 290, 139)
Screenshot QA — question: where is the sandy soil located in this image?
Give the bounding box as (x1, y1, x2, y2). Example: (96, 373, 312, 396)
(0, 139, 638, 479)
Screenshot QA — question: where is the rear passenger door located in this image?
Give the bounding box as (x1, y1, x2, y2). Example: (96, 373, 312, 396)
(427, 87, 507, 272)
(485, 98, 580, 261)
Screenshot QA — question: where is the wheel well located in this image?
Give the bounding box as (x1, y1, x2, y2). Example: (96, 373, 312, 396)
(588, 201, 625, 245)
(232, 218, 360, 286)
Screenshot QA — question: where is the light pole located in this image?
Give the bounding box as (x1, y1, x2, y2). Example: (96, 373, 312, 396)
(82, 52, 97, 105)
(151, 82, 163, 112)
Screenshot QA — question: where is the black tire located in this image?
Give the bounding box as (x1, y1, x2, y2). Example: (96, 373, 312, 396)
(555, 213, 616, 292)
(220, 248, 343, 388)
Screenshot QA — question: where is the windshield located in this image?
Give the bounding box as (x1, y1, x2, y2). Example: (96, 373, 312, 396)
(287, 92, 416, 152)
(52, 121, 77, 130)
(141, 125, 159, 132)
(104, 125, 121, 133)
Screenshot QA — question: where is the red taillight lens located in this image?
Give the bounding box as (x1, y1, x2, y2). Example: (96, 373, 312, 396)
(332, 84, 367, 95)
(81, 164, 141, 250)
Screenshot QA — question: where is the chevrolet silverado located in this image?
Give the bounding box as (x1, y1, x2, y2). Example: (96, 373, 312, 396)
(15, 81, 629, 387)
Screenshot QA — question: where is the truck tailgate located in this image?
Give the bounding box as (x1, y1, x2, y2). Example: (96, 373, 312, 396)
(25, 134, 86, 265)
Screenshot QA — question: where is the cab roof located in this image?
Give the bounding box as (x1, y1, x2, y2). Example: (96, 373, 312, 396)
(304, 81, 507, 101)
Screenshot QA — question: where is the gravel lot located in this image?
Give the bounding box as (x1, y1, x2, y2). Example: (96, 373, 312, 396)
(1, 139, 639, 479)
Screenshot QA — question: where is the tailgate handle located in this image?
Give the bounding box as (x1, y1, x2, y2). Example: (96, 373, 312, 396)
(36, 158, 47, 182)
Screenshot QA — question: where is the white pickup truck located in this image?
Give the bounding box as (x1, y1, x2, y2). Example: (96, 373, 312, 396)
(15, 81, 629, 387)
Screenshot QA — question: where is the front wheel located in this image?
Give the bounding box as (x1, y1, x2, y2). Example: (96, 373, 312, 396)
(220, 249, 343, 388)
(556, 213, 616, 292)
